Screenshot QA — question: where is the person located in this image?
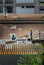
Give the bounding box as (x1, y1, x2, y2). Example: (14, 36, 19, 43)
(12, 34, 16, 40)
(30, 30, 32, 40)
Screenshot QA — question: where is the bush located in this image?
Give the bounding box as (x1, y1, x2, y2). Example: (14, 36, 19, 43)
(18, 55, 42, 65)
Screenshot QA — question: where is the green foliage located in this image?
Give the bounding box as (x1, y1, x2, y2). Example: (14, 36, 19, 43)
(18, 44, 44, 65)
(39, 51, 44, 65)
(18, 55, 42, 65)
(42, 44, 44, 48)
(38, 44, 44, 65)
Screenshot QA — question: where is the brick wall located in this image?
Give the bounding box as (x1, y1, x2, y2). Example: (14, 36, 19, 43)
(0, 24, 44, 39)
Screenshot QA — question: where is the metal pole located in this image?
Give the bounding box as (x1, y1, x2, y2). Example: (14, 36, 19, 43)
(5, 6, 7, 18)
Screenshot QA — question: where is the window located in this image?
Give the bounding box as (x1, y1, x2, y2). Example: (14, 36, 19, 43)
(40, 0, 44, 5)
(40, 0, 44, 2)
(5, 0, 13, 4)
(0, 6, 3, 13)
(21, 6, 24, 8)
(16, 0, 34, 3)
(40, 3, 44, 6)
(40, 7, 44, 14)
(0, 0, 3, 4)
(16, 7, 34, 14)
(6, 6, 13, 13)
(40, 10, 44, 14)
(26, 6, 34, 8)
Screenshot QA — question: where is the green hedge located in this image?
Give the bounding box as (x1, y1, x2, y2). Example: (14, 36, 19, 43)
(18, 55, 42, 65)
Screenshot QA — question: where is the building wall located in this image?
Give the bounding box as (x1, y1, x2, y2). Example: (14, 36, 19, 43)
(0, 0, 44, 14)
(0, 24, 44, 39)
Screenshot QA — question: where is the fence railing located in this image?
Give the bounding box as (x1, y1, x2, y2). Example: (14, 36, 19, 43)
(0, 44, 43, 55)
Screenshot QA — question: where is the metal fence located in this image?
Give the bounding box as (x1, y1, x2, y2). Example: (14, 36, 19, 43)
(0, 43, 43, 65)
(0, 44, 43, 55)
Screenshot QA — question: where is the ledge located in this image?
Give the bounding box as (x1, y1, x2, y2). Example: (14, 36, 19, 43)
(0, 14, 44, 23)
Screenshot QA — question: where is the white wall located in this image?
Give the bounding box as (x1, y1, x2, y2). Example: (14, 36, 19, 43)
(16, 0, 34, 3)
(16, 7, 34, 14)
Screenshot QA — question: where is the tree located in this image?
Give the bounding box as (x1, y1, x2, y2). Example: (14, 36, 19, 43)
(18, 55, 42, 65)
(38, 44, 44, 65)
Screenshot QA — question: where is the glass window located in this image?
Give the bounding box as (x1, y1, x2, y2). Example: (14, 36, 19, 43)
(40, 9, 44, 14)
(40, 3, 44, 6)
(0, 6, 3, 13)
(6, 6, 13, 13)
(0, 0, 3, 4)
(40, 7, 44, 14)
(5, 0, 13, 4)
(16, 7, 34, 14)
(16, 0, 34, 3)
(40, 0, 44, 2)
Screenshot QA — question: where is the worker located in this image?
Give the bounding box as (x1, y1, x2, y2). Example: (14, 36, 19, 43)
(12, 34, 16, 40)
(30, 30, 32, 40)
